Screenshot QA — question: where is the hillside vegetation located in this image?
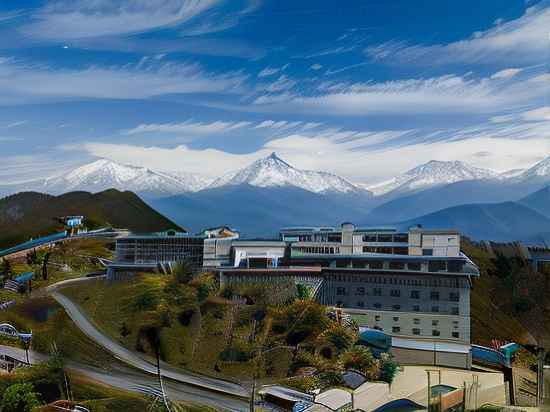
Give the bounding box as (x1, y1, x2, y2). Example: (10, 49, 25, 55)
(465, 240, 550, 349)
(0, 189, 182, 248)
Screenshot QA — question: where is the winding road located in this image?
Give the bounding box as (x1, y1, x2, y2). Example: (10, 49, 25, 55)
(0, 345, 249, 411)
(3, 275, 251, 411)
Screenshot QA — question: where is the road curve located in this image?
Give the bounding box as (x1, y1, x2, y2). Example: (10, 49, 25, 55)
(0, 345, 249, 412)
(48, 288, 249, 399)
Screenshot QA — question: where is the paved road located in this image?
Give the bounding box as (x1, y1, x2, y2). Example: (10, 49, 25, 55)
(51, 291, 248, 397)
(0, 345, 249, 411)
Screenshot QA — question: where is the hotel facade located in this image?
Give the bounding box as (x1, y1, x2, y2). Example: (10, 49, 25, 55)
(112, 222, 480, 368)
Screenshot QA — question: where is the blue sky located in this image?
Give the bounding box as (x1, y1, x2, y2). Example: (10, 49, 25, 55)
(0, 0, 549, 184)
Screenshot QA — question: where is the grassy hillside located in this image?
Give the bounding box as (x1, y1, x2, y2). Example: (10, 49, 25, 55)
(464, 240, 550, 348)
(0, 189, 182, 248)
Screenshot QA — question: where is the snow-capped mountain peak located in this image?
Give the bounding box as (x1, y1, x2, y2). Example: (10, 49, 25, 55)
(518, 156, 550, 180)
(209, 152, 368, 194)
(368, 160, 499, 196)
(42, 158, 213, 196)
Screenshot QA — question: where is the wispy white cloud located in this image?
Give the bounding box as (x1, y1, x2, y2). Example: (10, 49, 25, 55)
(0, 57, 248, 104)
(491, 106, 550, 123)
(251, 70, 549, 116)
(124, 120, 252, 136)
(365, 1, 550, 66)
(310, 64, 323, 71)
(4, 120, 28, 128)
(257, 64, 289, 78)
(21, 0, 221, 40)
(491, 68, 523, 79)
(264, 74, 296, 92)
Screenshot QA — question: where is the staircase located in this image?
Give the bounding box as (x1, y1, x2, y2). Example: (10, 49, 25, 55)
(3, 280, 20, 293)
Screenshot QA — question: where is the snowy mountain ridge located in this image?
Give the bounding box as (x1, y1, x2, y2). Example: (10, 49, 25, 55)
(208, 152, 368, 194)
(41, 159, 213, 196)
(367, 160, 500, 196)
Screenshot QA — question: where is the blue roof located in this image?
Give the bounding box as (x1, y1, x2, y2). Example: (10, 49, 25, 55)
(0, 232, 67, 258)
(15, 272, 34, 283)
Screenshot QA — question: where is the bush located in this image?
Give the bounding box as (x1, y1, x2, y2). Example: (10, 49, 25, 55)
(320, 324, 357, 353)
(134, 289, 159, 311)
(339, 346, 378, 378)
(1, 383, 41, 412)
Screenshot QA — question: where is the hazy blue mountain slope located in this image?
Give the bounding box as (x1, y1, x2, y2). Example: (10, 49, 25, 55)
(367, 180, 544, 223)
(149, 184, 373, 237)
(398, 202, 550, 242)
(519, 186, 550, 218)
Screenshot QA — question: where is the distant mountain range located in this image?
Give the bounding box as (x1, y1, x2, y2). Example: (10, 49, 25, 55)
(1, 153, 549, 242)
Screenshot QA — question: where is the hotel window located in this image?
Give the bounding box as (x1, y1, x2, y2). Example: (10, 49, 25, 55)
(422, 249, 433, 256)
(432, 330, 441, 337)
(390, 289, 400, 297)
(336, 287, 346, 296)
(373, 288, 382, 296)
(413, 305, 420, 312)
(410, 290, 420, 299)
(412, 328, 421, 335)
(448, 260, 463, 273)
(363, 234, 377, 242)
(430, 291, 440, 301)
(357, 301, 365, 308)
(449, 292, 460, 302)
(392, 326, 401, 333)
(355, 287, 365, 296)
(429, 261, 447, 272)
(392, 304, 401, 311)
(389, 261, 405, 270)
(378, 234, 393, 243)
(394, 234, 409, 243)
(452, 332, 460, 339)
(375, 315, 381, 321)
(408, 262, 422, 271)
(374, 303, 382, 309)
(370, 261, 383, 269)
(451, 307, 459, 315)
(393, 317, 399, 322)
(413, 318, 420, 325)
(432, 320, 439, 326)
(432, 306, 439, 313)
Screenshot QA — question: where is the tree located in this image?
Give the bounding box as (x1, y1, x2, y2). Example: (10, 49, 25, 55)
(319, 324, 357, 353)
(339, 346, 377, 378)
(379, 353, 399, 384)
(172, 261, 194, 284)
(1, 258, 12, 281)
(1, 383, 41, 412)
(42, 252, 51, 281)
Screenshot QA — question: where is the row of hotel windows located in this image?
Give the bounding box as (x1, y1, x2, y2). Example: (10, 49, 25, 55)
(375, 317, 461, 338)
(296, 246, 341, 254)
(337, 287, 460, 301)
(330, 259, 462, 273)
(388, 327, 460, 339)
(362, 233, 408, 243)
(330, 275, 464, 288)
(343, 301, 460, 315)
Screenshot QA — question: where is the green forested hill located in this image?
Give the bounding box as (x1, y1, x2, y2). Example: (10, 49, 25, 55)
(0, 189, 182, 248)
